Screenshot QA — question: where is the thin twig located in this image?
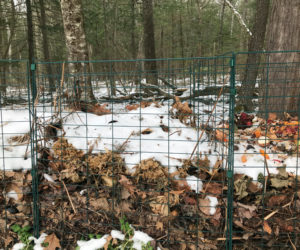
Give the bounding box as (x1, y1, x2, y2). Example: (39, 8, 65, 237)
(288, 233, 297, 250)
(264, 201, 292, 221)
(62, 180, 77, 214)
(189, 86, 224, 160)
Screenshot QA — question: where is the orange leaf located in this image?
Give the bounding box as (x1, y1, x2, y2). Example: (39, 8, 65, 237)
(254, 129, 261, 138)
(263, 221, 272, 234)
(259, 149, 270, 160)
(216, 130, 227, 142)
(268, 113, 277, 121)
(241, 155, 247, 163)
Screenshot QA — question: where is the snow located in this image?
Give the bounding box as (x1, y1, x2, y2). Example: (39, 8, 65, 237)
(0, 109, 32, 170)
(186, 175, 203, 193)
(28, 233, 47, 250)
(132, 231, 153, 250)
(207, 196, 218, 215)
(12, 243, 25, 250)
(111, 230, 125, 241)
(7, 190, 18, 200)
(76, 229, 153, 250)
(77, 235, 109, 250)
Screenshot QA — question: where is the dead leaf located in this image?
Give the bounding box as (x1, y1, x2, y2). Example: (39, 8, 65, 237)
(263, 221, 272, 235)
(43, 233, 61, 250)
(268, 113, 277, 121)
(241, 154, 247, 163)
(101, 176, 114, 187)
(156, 221, 164, 231)
(104, 235, 113, 250)
(267, 195, 287, 207)
(90, 198, 110, 211)
(198, 198, 211, 216)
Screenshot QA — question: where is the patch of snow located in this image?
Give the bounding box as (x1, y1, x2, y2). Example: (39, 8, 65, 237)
(132, 230, 153, 250)
(186, 175, 203, 193)
(207, 196, 218, 215)
(77, 235, 109, 250)
(111, 230, 125, 241)
(28, 233, 47, 250)
(7, 190, 18, 200)
(12, 243, 25, 250)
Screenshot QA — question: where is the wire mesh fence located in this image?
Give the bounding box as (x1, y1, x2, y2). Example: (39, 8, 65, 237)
(0, 52, 299, 249)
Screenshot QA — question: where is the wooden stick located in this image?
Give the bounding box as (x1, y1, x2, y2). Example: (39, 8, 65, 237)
(264, 201, 292, 221)
(62, 180, 77, 214)
(189, 86, 224, 160)
(288, 233, 297, 250)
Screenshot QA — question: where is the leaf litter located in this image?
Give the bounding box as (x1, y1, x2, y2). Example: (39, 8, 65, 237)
(2, 104, 300, 249)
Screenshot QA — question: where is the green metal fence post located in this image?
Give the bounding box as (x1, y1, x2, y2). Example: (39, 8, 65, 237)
(30, 60, 39, 238)
(227, 53, 236, 250)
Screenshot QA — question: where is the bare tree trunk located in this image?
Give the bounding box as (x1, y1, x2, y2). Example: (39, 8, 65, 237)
(238, 0, 270, 111)
(260, 0, 300, 118)
(60, 0, 96, 103)
(130, 0, 137, 60)
(218, 0, 226, 53)
(39, 0, 55, 92)
(26, 0, 37, 98)
(142, 0, 157, 85)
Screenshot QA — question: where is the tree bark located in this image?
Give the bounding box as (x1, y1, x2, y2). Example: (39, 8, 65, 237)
(142, 0, 157, 85)
(60, 0, 96, 102)
(26, 0, 37, 98)
(260, 0, 300, 118)
(39, 0, 55, 92)
(238, 0, 270, 111)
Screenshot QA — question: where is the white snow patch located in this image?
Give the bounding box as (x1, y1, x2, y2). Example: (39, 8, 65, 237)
(12, 243, 25, 250)
(207, 196, 218, 215)
(186, 175, 203, 193)
(28, 233, 47, 250)
(77, 235, 109, 250)
(132, 230, 153, 250)
(7, 190, 18, 200)
(111, 230, 125, 240)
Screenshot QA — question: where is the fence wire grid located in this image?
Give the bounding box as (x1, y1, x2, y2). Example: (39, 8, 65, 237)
(0, 51, 299, 250)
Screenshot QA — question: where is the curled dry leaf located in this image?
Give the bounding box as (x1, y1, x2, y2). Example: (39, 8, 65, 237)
(263, 221, 272, 235)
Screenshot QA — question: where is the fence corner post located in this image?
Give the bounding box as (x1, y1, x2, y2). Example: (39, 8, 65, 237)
(226, 53, 236, 250)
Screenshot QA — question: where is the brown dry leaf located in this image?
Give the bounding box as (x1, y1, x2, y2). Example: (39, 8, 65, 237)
(267, 195, 287, 207)
(156, 221, 164, 231)
(126, 104, 139, 111)
(263, 221, 272, 235)
(268, 113, 277, 121)
(141, 128, 153, 134)
(6, 183, 23, 201)
(104, 235, 113, 250)
(237, 202, 257, 220)
(90, 198, 110, 211)
(4, 236, 13, 247)
(43, 233, 61, 250)
(203, 182, 223, 195)
(198, 198, 211, 216)
(102, 176, 114, 187)
(90, 103, 111, 116)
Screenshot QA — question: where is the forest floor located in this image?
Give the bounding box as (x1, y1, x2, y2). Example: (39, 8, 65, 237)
(0, 88, 299, 249)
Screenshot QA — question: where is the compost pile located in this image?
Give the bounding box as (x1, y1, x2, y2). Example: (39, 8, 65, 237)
(1, 101, 300, 250)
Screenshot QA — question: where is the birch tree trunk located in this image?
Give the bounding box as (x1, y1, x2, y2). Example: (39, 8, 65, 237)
(259, 0, 300, 118)
(60, 0, 96, 103)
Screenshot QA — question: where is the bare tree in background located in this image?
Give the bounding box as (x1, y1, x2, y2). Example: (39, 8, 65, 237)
(142, 0, 157, 85)
(259, 0, 300, 118)
(39, 0, 55, 92)
(60, 0, 96, 103)
(238, 0, 270, 111)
